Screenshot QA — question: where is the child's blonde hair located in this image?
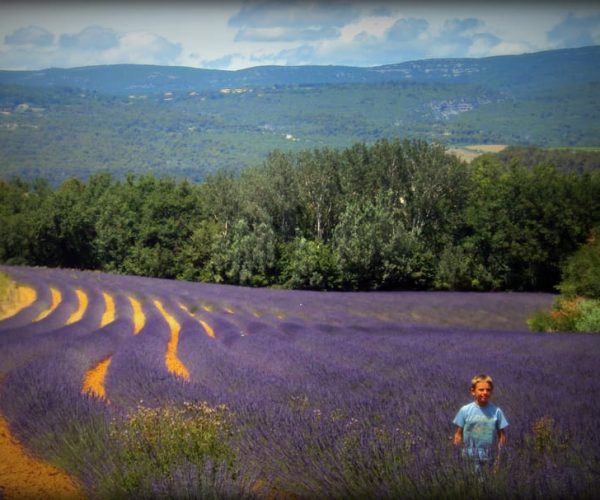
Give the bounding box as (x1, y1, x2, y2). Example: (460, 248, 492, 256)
(471, 374, 494, 390)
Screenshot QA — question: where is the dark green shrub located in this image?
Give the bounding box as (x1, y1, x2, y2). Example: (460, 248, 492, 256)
(528, 296, 600, 333)
(280, 237, 342, 290)
(574, 299, 600, 332)
(558, 229, 600, 299)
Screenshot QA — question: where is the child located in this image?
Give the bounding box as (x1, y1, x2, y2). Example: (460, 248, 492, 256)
(453, 374, 508, 468)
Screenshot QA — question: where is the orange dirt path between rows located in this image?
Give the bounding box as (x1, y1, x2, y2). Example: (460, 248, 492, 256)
(82, 357, 112, 401)
(35, 287, 61, 322)
(154, 300, 190, 381)
(179, 303, 216, 338)
(66, 289, 88, 325)
(100, 292, 115, 327)
(0, 413, 84, 499)
(129, 296, 145, 335)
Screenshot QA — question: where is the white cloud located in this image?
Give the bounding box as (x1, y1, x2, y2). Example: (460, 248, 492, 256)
(0, 23, 182, 69)
(339, 13, 399, 42)
(59, 25, 119, 51)
(441, 17, 485, 37)
(547, 13, 600, 48)
(467, 33, 503, 57)
(4, 25, 54, 47)
(235, 26, 340, 43)
(385, 17, 429, 43)
(110, 31, 182, 65)
(0, 2, 598, 70)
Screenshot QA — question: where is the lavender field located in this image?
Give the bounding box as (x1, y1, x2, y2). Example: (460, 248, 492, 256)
(1, 265, 599, 498)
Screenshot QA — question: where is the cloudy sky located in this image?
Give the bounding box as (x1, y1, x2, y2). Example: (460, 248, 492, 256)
(1, 0, 599, 71)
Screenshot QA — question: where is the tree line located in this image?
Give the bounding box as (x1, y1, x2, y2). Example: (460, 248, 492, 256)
(1, 138, 599, 291)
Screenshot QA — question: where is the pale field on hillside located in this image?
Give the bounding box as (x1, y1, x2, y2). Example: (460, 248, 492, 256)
(448, 144, 508, 162)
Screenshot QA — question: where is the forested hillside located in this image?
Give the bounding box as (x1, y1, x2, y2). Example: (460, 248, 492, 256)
(2, 139, 599, 292)
(1, 46, 599, 186)
(493, 146, 600, 174)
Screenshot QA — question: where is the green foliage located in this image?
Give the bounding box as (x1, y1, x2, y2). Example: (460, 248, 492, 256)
(106, 401, 237, 497)
(494, 146, 600, 175)
(574, 299, 600, 332)
(2, 47, 600, 187)
(526, 310, 557, 333)
(208, 220, 279, 287)
(527, 297, 600, 333)
(280, 237, 341, 290)
(333, 193, 417, 290)
(434, 244, 497, 290)
(1, 138, 599, 293)
(295, 148, 343, 241)
(177, 220, 221, 282)
(558, 230, 600, 299)
(465, 158, 591, 290)
(0, 271, 15, 314)
(235, 152, 305, 242)
(529, 229, 600, 333)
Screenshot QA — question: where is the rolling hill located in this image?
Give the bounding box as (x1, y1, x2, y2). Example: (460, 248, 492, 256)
(0, 45, 599, 185)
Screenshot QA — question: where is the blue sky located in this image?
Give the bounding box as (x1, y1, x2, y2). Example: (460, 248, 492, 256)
(1, 1, 599, 71)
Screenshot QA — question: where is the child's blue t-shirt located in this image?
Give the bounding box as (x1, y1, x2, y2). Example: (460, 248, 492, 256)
(453, 402, 508, 460)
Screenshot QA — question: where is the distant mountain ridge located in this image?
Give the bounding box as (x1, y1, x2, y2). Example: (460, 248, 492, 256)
(1, 45, 599, 186)
(1, 45, 599, 96)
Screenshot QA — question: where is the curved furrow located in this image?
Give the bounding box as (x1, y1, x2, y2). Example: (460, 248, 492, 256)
(128, 295, 146, 335)
(38, 285, 105, 338)
(0, 281, 48, 332)
(176, 315, 293, 406)
(100, 291, 116, 328)
(80, 294, 137, 402)
(105, 324, 203, 408)
(154, 299, 190, 382)
(209, 311, 255, 347)
(102, 304, 188, 407)
(33, 280, 77, 328)
(65, 289, 88, 325)
(34, 286, 62, 322)
(0, 284, 37, 322)
(81, 356, 112, 401)
(179, 298, 248, 346)
(179, 303, 216, 338)
(0, 282, 75, 341)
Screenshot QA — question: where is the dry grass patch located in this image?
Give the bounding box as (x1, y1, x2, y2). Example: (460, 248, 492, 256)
(448, 144, 508, 162)
(0, 272, 36, 321)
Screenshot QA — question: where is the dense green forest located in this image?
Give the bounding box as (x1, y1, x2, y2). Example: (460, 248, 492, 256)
(2, 139, 599, 292)
(494, 145, 600, 173)
(1, 81, 599, 186)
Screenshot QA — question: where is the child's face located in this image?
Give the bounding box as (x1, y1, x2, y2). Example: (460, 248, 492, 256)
(471, 381, 493, 406)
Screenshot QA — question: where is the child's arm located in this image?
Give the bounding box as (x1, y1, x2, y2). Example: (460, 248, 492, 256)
(453, 426, 463, 446)
(493, 428, 507, 471)
(497, 428, 506, 449)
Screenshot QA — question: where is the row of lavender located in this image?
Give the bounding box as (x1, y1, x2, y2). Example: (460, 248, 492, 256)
(1, 265, 598, 497)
